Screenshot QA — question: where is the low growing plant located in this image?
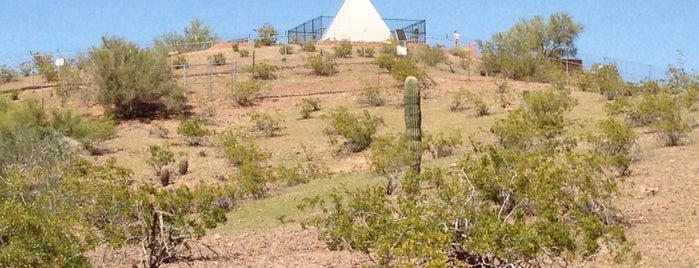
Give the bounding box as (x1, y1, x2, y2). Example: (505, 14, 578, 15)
(147, 145, 174, 176)
(325, 106, 384, 153)
(332, 40, 353, 58)
(176, 116, 211, 146)
(248, 111, 284, 137)
(357, 86, 386, 107)
(231, 79, 262, 106)
(307, 54, 336, 76)
(297, 97, 322, 119)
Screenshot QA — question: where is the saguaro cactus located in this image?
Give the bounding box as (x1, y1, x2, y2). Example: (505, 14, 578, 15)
(404, 76, 422, 173)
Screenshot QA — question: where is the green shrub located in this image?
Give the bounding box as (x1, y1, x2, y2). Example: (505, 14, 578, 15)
(450, 89, 490, 116)
(374, 54, 396, 71)
(357, 86, 386, 107)
(307, 54, 336, 76)
(332, 40, 353, 58)
(147, 145, 174, 176)
(279, 44, 294, 55)
(386, 57, 434, 89)
(32, 52, 59, 82)
(219, 128, 270, 167)
(176, 116, 211, 146)
(154, 18, 219, 52)
(302, 41, 317, 52)
(9, 89, 20, 101)
(417, 44, 446, 67)
(356, 47, 376, 58)
(298, 97, 322, 119)
(245, 62, 278, 80)
(0, 65, 18, 84)
(171, 54, 188, 69)
(577, 63, 627, 100)
(239, 49, 250, 57)
(325, 106, 384, 153)
(49, 109, 117, 149)
(232, 42, 240, 52)
(254, 23, 278, 46)
(231, 79, 262, 106)
(247, 111, 284, 137)
(90, 36, 185, 119)
(207, 52, 226, 66)
(149, 121, 170, 138)
(588, 118, 637, 176)
(18, 61, 33, 77)
(423, 130, 462, 159)
(369, 134, 414, 194)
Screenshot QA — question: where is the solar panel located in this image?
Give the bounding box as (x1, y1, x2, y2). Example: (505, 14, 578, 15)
(395, 29, 407, 41)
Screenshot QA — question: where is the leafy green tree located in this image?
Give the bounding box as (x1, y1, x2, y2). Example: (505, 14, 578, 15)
(478, 13, 583, 81)
(90, 36, 185, 119)
(154, 18, 220, 52)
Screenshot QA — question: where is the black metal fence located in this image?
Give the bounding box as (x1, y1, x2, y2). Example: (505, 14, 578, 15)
(287, 16, 426, 44)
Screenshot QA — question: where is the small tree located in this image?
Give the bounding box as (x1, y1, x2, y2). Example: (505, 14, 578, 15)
(154, 18, 219, 52)
(147, 145, 175, 176)
(254, 23, 278, 47)
(90, 36, 185, 119)
(32, 52, 58, 82)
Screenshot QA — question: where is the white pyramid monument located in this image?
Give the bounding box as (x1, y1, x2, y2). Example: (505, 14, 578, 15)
(322, 0, 391, 42)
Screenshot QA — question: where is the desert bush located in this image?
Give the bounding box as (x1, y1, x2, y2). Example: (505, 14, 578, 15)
(49, 109, 117, 150)
(0, 65, 18, 84)
(369, 134, 414, 194)
(301, 85, 638, 267)
(588, 118, 637, 176)
(231, 79, 262, 106)
(297, 97, 322, 119)
(325, 106, 384, 153)
(577, 63, 628, 99)
(302, 41, 317, 52)
(248, 111, 284, 137)
(177, 116, 211, 146)
(32, 52, 59, 82)
(387, 57, 435, 89)
(307, 54, 336, 76)
(332, 40, 353, 58)
(239, 49, 250, 57)
(417, 44, 446, 67)
(147, 145, 175, 176)
(450, 89, 490, 116)
(154, 18, 219, 52)
(219, 128, 270, 167)
(254, 23, 278, 46)
(231, 42, 240, 52)
(279, 44, 294, 55)
(357, 86, 386, 107)
(90, 36, 185, 119)
(149, 122, 170, 138)
(245, 62, 278, 80)
(171, 54, 188, 69)
(207, 52, 226, 66)
(374, 54, 396, 71)
(356, 47, 376, 58)
(0, 99, 109, 173)
(18, 61, 33, 77)
(9, 89, 20, 101)
(423, 130, 462, 159)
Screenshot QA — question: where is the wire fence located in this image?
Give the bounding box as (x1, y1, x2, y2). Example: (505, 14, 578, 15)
(0, 35, 673, 95)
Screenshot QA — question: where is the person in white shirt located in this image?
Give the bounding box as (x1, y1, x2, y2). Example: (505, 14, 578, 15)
(453, 30, 460, 47)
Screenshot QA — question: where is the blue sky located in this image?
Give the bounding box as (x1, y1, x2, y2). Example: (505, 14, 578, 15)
(1, 0, 697, 80)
